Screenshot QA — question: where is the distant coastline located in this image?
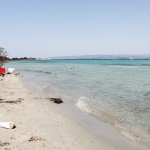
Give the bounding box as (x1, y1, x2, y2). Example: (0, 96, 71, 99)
(49, 54, 150, 60)
(9, 54, 150, 61)
(50, 58, 150, 60)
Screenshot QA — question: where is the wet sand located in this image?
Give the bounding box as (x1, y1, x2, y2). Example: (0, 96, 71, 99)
(0, 74, 144, 150)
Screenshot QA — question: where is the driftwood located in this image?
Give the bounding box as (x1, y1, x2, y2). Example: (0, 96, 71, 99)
(0, 141, 10, 147)
(0, 98, 24, 104)
(0, 100, 21, 104)
(46, 98, 63, 104)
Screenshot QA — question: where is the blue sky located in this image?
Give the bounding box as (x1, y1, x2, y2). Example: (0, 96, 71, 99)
(0, 0, 150, 58)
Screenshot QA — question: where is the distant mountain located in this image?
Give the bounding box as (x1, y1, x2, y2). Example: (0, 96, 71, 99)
(48, 54, 150, 60)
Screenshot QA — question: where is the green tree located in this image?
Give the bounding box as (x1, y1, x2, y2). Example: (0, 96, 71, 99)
(0, 47, 8, 67)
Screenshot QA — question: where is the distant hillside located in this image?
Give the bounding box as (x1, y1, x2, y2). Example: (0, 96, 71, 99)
(49, 54, 150, 60)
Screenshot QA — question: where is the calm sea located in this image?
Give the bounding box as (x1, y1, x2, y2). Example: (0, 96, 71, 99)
(4, 59, 150, 148)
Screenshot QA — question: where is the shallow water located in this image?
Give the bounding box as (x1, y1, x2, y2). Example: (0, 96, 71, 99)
(4, 59, 150, 148)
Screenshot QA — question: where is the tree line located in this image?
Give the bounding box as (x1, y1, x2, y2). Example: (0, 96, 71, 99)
(11, 57, 36, 60)
(0, 47, 8, 67)
(0, 47, 36, 67)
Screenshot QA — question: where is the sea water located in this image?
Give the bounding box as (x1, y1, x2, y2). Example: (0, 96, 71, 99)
(4, 59, 150, 148)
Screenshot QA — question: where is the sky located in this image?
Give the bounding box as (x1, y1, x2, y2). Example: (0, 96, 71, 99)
(0, 0, 150, 58)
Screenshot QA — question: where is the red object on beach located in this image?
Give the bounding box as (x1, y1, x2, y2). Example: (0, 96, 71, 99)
(0, 67, 5, 75)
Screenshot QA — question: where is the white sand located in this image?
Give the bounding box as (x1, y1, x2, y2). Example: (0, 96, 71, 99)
(0, 74, 144, 150)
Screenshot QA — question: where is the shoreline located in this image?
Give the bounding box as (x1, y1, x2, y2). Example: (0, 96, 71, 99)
(22, 71, 150, 150)
(0, 74, 144, 150)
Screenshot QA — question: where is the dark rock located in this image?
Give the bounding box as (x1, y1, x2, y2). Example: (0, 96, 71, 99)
(15, 73, 20, 76)
(49, 98, 63, 104)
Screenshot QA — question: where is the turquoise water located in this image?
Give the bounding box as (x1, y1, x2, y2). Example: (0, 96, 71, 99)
(4, 59, 150, 147)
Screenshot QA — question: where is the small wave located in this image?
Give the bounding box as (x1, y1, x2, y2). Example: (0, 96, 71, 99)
(21, 69, 52, 74)
(144, 92, 150, 96)
(115, 123, 150, 149)
(76, 97, 92, 113)
(107, 64, 150, 66)
(115, 124, 135, 140)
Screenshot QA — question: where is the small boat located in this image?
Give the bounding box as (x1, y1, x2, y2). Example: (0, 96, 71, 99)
(0, 67, 5, 75)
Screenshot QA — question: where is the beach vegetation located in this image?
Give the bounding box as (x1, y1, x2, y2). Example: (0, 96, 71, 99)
(0, 47, 8, 67)
(11, 57, 36, 61)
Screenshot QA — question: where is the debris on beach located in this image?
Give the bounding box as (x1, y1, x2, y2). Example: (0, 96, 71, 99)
(28, 136, 44, 142)
(51, 98, 63, 104)
(0, 78, 4, 81)
(17, 98, 24, 102)
(15, 73, 20, 76)
(46, 98, 64, 104)
(0, 122, 16, 129)
(0, 97, 24, 104)
(0, 141, 10, 147)
(0, 99, 22, 104)
(7, 68, 15, 74)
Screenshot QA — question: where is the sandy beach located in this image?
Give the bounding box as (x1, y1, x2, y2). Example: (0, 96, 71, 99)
(0, 74, 144, 150)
